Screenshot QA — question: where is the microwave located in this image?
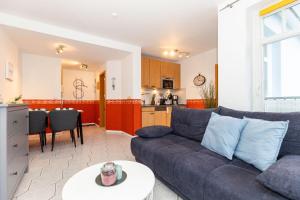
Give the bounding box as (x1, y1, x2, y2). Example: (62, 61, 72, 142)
(162, 78, 174, 89)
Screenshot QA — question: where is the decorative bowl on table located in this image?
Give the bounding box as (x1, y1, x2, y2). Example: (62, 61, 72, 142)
(95, 162, 127, 187)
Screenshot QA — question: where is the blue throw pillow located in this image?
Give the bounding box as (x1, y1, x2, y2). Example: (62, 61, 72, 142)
(136, 126, 173, 138)
(234, 117, 289, 171)
(201, 113, 247, 160)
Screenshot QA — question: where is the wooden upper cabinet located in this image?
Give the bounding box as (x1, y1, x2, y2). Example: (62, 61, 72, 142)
(160, 62, 173, 79)
(173, 63, 181, 89)
(149, 59, 161, 88)
(141, 56, 180, 89)
(141, 56, 150, 88)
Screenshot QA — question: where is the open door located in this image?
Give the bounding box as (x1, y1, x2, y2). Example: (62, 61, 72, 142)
(99, 72, 106, 127)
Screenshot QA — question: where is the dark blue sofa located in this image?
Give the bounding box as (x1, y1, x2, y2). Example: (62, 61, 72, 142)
(131, 106, 300, 200)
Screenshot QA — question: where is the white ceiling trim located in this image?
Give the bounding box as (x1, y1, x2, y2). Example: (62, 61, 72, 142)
(0, 12, 141, 53)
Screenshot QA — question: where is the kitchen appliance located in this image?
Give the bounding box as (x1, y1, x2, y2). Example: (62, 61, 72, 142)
(172, 95, 179, 105)
(162, 78, 174, 89)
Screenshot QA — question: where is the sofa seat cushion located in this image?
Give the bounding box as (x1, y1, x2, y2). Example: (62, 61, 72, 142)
(153, 143, 204, 184)
(171, 107, 218, 141)
(173, 149, 230, 200)
(230, 158, 261, 174)
(131, 134, 202, 170)
(204, 165, 287, 200)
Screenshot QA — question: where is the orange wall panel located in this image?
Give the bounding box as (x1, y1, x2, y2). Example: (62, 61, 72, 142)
(23, 99, 100, 124)
(186, 99, 205, 109)
(105, 99, 142, 135)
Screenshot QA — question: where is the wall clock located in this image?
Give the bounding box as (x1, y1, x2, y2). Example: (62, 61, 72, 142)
(193, 74, 206, 86)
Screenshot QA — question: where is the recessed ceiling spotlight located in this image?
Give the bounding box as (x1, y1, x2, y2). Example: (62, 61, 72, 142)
(111, 12, 119, 17)
(56, 45, 65, 55)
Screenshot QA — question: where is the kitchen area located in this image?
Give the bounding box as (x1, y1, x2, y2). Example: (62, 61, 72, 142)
(141, 56, 186, 127)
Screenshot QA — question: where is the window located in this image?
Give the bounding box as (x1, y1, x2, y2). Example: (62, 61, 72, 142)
(263, 3, 300, 99)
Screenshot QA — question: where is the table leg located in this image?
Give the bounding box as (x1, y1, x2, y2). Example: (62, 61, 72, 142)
(78, 113, 83, 144)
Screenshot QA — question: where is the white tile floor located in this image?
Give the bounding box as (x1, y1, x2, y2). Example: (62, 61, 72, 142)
(13, 126, 182, 200)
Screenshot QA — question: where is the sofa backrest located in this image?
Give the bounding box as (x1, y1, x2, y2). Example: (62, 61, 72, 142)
(171, 107, 218, 141)
(218, 106, 300, 157)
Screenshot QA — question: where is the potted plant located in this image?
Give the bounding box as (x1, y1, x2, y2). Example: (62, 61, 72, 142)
(201, 82, 217, 108)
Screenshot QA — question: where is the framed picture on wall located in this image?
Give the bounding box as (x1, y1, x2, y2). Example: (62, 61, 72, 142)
(5, 62, 14, 81)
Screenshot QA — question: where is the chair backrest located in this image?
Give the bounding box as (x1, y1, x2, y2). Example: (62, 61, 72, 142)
(29, 111, 48, 134)
(49, 110, 79, 132)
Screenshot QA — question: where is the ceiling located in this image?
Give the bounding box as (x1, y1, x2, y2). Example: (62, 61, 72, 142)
(0, 0, 225, 59)
(1, 26, 129, 71)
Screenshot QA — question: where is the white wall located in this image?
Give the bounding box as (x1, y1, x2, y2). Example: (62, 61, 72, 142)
(105, 60, 122, 99)
(180, 48, 217, 99)
(122, 54, 134, 99)
(22, 53, 61, 99)
(218, 0, 262, 111)
(0, 12, 142, 101)
(105, 52, 141, 100)
(0, 28, 21, 103)
(62, 69, 96, 100)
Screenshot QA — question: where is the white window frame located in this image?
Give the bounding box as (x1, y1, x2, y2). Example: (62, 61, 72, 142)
(251, 0, 300, 111)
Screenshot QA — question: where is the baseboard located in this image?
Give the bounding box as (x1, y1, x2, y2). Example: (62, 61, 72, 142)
(82, 123, 96, 126)
(106, 130, 135, 138)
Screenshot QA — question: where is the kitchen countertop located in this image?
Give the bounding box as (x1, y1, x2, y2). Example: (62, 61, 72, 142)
(142, 104, 186, 108)
(0, 103, 28, 108)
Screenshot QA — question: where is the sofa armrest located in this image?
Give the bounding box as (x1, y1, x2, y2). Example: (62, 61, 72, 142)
(135, 126, 173, 138)
(256, 155, 300, 200)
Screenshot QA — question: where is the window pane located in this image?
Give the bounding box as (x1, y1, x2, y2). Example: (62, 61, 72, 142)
(264, 36, 300, 98)
(263, 11, 283, 38)
(285, 3, 300, 31)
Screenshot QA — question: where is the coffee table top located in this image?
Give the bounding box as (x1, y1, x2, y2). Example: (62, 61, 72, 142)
(62, 160, 155, 200)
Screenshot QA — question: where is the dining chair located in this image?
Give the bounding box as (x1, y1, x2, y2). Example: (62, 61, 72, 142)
(49, 110, 79, 151)
(29, 111, 48, 152)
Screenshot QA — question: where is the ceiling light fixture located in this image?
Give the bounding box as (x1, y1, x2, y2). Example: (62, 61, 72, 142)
(163, 51, 169, 56)
(80, 64, 88, 70)
(56, 45, 65, 55)
(162, 49, 190, 59)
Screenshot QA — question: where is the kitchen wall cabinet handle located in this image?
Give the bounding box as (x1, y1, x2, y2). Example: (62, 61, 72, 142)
(13, 144, 18, 148)
(13, 120, 18, 124)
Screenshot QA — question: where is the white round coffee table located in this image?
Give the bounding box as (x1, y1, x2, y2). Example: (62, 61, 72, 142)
(62, 160, 155, 200)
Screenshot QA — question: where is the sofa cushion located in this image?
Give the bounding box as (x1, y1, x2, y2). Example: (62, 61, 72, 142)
(204, 165, 287, 200)
(173, 149, 229, 200)
(136, 126, 173, 138)
(218, 106, 300, 157)
(235, 117, 289, 171)
(230, 158, 261, 174)
(131, 134, 201, 170)
(153, 142, 204, 184)
(171, 107, 218, 141)
(257, 155, 300, 200)
(201, 113, 247, 160)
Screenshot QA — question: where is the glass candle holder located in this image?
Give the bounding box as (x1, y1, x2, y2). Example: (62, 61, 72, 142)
(101, 162, 116, 186)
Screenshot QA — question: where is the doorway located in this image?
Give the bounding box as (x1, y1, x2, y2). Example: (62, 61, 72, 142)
(99, 72, 106, 127)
